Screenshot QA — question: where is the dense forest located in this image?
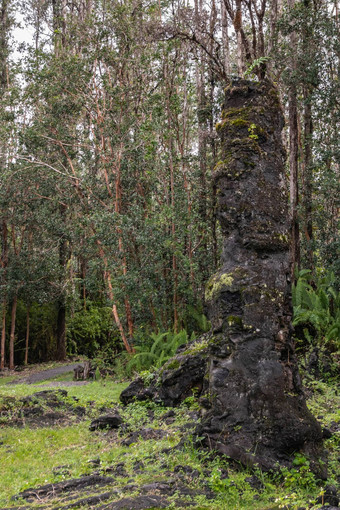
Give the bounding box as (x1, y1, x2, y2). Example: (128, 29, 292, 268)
(0, 0, 339, 370)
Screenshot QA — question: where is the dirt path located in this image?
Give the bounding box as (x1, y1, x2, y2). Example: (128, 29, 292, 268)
(8, 363, 83, 385)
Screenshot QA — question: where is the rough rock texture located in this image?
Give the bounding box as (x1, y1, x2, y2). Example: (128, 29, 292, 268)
(200, 79, 323, 471)
(120, 79, 324, 472)
(120, 336, 209, 407)
(15, 475, 115, 501)
(89, 411, 124, 431)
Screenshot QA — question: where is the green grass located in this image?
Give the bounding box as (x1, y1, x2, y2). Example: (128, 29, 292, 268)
(0, 379, 128, 406)
(0, 378, 128, 506)
(0, 370, 338, 509)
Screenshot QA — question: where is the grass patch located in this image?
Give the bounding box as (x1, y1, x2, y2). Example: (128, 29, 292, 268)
(0, 370, 338, 509)
(0, 379, 128, 406)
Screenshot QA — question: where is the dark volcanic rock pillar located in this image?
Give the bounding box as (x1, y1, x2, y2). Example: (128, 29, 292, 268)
(202, 79, 323, 470)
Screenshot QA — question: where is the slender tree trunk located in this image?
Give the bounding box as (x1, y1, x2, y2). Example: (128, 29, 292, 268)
(0, 220, 8, 369)
(195, 0, 209, 283)
(289, 85, 300, 277)
(56, 299, 66, 360)
(96, 239, 134, 353)
(221, 0, 231, 75)
(1, 2, 9, 369)
(25, 305, 30, 365)
(56, 205, 67, 361)
(301, 0, 314, 272)
(169, 139, 178, 332)
(302, 95, 314, 271)
(288, 0, 300, 278)
(235, 0, 245, 75)
(1, 302, 5, 369)
(9, 293, 17, 370)
(208, 2, 219, 271)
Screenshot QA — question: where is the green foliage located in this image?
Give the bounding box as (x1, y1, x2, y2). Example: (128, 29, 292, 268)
(12, 301, 57, 364)
(67, 302, 120, 357)
(292, 270, 340, 351)
(244, 56, 271, 78)
(282, 454, 317, 492)
(185, 306, 211, 334)
(126, 329, 194, 374)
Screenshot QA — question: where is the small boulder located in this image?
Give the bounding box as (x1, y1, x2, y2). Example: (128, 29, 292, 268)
(89, 411, 123, 431)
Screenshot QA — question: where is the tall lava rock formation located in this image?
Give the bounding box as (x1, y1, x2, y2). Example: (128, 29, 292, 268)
(200, 79, 323, 469)
(121, 79, 324, 471)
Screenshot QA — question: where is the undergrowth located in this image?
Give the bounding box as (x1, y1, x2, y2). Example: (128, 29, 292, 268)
(0, 367, 338, 509)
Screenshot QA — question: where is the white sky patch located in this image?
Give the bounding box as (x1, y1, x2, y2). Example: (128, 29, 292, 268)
(11, 12, 35, 62)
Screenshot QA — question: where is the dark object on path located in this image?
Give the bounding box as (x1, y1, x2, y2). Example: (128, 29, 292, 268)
(120, 79, 324, 474)
(74, 361, 96, 380)
(89, 411, 124, 431)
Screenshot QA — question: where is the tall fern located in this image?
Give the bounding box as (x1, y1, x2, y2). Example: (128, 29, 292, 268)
(292, 270, 340, 351)
(126, 329, 193, 374)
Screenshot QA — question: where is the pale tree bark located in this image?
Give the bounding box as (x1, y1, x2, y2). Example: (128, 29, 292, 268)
(235, 0, 245, 74)
(24, 306, 30, 365)
(0, 221, 7, 369)
(288, 0, 300, 278)
(0, 0, 9, 88)
(162, 56, 179, 331)
(301, 0, 315, 272)
(221, 0, 231, 75)
(0, 1, 9, 368)
(208, 0, 219, 269)
(9, 293, 17, 369)
(302, 93, 313, 271)
(194, 0, 209, 282)
(8, 225, 26, 368)
(1, 303, 5, 368)
(56, 206, 68, 361)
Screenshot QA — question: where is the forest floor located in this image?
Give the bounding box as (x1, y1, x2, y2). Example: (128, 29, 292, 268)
(0, 365, 339, 510)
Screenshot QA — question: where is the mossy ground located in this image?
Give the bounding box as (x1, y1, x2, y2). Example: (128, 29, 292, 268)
(0, 365, 338, 509)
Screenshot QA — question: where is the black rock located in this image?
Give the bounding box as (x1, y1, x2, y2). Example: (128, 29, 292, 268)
(322, 427, 333, 439)
(121, 428, 167, 446)
(89, 412, 123, 431)
(316, 485, 339, 507)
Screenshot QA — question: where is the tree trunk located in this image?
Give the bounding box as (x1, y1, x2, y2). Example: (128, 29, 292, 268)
(56, 206, 67, 361)
(195, 0, 209, 283)
(9, 293, 17, 370)
(1, 302, 5, 369)
(0, 0, 9, 89)
(288, 0, 300, 279)
(1, 2, 9, 370)
(0, 220, 8, 369)
(302, 96, 314, 271)
(25, 305, 30, 365)
(221, 0, 231, 75)
(289, 84, 300, 277)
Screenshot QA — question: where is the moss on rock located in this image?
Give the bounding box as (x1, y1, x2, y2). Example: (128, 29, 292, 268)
(205, 273, 233, 302)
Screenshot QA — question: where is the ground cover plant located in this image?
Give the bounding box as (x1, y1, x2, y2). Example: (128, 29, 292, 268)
(0, 364, 338, 510)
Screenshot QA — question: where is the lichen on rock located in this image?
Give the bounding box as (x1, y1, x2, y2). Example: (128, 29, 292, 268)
(205, 273, 234, 302)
